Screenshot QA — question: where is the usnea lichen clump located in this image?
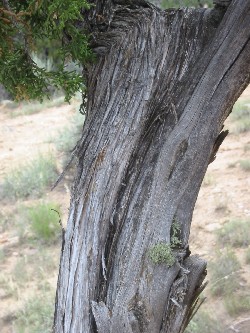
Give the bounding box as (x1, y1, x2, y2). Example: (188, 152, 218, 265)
(170, 219, 182, 248)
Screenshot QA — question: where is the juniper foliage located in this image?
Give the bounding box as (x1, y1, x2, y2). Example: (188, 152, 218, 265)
(0, 0, 93, 102)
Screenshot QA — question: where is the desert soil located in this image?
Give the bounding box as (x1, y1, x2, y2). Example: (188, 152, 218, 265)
(0, 87, 249, 332)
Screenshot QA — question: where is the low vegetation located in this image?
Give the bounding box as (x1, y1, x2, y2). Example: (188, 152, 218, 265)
(162, 0, 213, 9)
(0, 248, 5, 263)
(0, 154, 58, 199)
(0, 246, 59, 298)
(55, 110, 84, 154)
(201, 173, 215, 187)
(224, 293, 250, 317)
(0, 274, 19, 299)
(229, 100, 250, 133)
(0, 240, 60, 332)
(16, 202, 62, 244)
(239, 159, 250, 172)
(27, 202, 61, 244)
(214, 196, 229, 213)
(12, 257, 30, 287)
(14, 291, 55, 333)
(185, 310, 221, 333)
(0, 210, 15, 232)
(209, 249, 241, 296)
(217, 218, 250, 248)
(244, 143, 250, 152)
(9, 96, 66, 117)
(245, 247, 250, 264)
(0, 98, 68, 331)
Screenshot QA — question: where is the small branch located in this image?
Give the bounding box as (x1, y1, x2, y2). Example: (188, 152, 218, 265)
(51, 144, 78, 190)
(2, 0, 31, 54)
(228, 317, 250, 333)
(209, 268, 243, 288)
(51, 209, 65, 233)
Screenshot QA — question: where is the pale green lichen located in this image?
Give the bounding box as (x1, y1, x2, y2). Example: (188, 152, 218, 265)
(170, 219, 182, 248)
(148, 243, 175, 266)
(149, 219, 182, 266)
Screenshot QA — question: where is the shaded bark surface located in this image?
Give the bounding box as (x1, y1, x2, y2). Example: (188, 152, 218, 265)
(54, 1, 250, 332)
(0, 84, 12, 101)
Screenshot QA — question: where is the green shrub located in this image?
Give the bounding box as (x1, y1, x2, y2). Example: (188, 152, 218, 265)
(217, 219, 250, 248)
(11, 97, 66, 117)
(234, 119, 250, 133)
(26, 202, 61, 243)
(55, 111, 84, 154)
(244, 144, 250, 152)
(12, 258, 29, 286)
(0, 154, 57, 199)
(11, 247, 59, 287)
(185, 310, 221, 333)
(0, 210, 14, 232)
(55, 111, 84, 169)
(245, 248, 250, 264)
(230, 101, 250, 133)
(0, 100, 19, 109)
(202, 173, 215, 187)
(230, 101, 250, 120)
(162, 0, 213, 9)
(0, 249, 5, 263)
(0, 274, 19, 299)
(239, 159, 250, 172)
(224, 294, 250, 317)
(11, 102, 43, 117)
(28, 248, 59, 279)
(14, 292, 55, 333)
(209, 249, 241, 296)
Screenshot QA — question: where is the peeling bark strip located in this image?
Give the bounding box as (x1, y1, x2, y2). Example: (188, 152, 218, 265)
(53, 1, 250, 332)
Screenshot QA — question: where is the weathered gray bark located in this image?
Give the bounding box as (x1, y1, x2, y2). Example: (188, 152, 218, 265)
(0, 84, 12, 101)
(53, 0, 250, 332)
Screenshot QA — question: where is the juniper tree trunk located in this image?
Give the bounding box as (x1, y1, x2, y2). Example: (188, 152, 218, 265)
(53, 1, 250, 332)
